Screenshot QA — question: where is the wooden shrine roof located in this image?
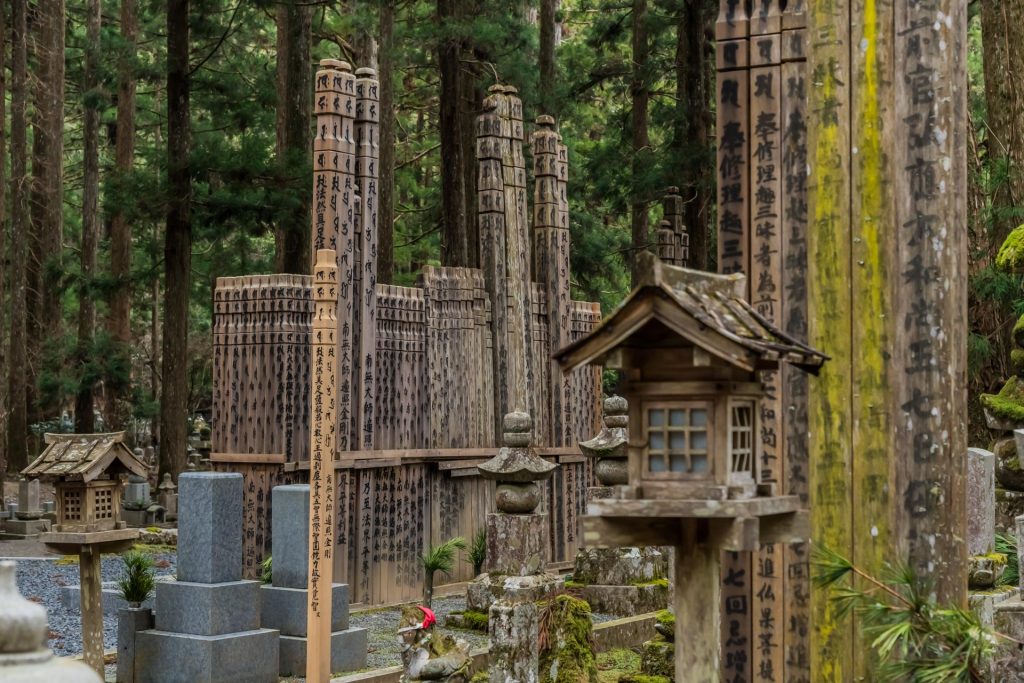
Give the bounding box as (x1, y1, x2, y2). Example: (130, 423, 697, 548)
(22, 432, 148, 482)
(555, 252, 828, 375)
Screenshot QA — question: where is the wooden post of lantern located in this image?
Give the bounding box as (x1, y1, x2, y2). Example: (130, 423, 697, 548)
(306, 249, 337, 682)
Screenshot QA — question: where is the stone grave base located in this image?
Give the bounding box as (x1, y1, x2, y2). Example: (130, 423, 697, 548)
(994, 597, 1024, 682)
(260, 583, 351, 634)
(134, 628, 279, 683)
(155, 580, 261, 634)
(466, 572, 564, 614)
(485, 512, 549, 576)
(0, 518, 50, 539)
(580, 583, 669, 616)
(62, 580, 168, 614)
(279, 627, 368, 677)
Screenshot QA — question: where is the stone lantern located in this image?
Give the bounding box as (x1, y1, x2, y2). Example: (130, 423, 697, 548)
(555, 253, 828, 679)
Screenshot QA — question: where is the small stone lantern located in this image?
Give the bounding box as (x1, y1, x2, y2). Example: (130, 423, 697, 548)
(22, 432, 149, 533)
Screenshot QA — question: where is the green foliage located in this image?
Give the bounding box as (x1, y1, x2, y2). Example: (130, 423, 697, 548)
(469, 528, 487, 577)
(420, 536, 467, 606)
(261, 555, 273, 585)
(117, 550, 156, 606)
(996, 534, 1019, 587)
(813, 545, 1012, 681)
(538, 593, 597, 683)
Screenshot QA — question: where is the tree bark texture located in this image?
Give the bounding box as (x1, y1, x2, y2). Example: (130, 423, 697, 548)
(104, 0, 137, 429)
(539, 0, 557, 115)
(0, 0, 8, 472)
(673, 0, 711, 270)
(8, 0, 29, 471)
(377, 0, 395, 283)
(75, 0, 101, 433)
(438, 0, 471, 267)
(274, 0, 312, 274)
(160, 0, 192, 478)
(630, 0, 650, 286)
(28, 0, 65, 420)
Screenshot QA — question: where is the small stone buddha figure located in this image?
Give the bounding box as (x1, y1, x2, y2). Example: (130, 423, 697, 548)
(397, 605, 471, 682)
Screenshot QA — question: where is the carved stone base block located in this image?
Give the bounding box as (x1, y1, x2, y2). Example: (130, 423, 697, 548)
(573, 546, 667, 585)
(467, 572, 563, 614)
(579, 584, 669, 617)
(134, 628, 279, 683)
(278, 627, 368, 678)
(488, 598, 539, 683)
(485, 512, 549, 576)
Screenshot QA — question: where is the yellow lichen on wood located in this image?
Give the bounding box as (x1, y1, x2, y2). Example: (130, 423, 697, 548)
(807, 0, 853, 679)
(851, 0, 892, 677)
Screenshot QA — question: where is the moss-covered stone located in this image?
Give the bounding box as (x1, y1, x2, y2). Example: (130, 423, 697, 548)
(539, 594, 598, 683)
(619, 677, 671, 683)
(446, 609, 489, 632)
(1014, 315, 1024, 350)
(640, 639, 674, 678)
(629, 578, 669, 589)
(470, 673, 488, 683)
(653, 609, 674, 640)
(1012, 348, 1024, 375)
(998, 225, 1024, 271)
(982, 376, 1024, 423)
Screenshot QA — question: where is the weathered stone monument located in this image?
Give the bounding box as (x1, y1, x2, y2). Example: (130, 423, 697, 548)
(398, 605, 471, 683)
(135, 473, 279, 683)
(0, 560, 101, 682)
(572, 396, 668, 616)
(262, 484, 366, 677)
(467, 411, 562, 683)
(1, 478, 49, 539)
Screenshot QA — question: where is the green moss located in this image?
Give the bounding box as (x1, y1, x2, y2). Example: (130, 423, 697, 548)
(564, 579, 583, 588)
(618, 676, 671, 683)
(998, 225, 1024, 271)
(654, 610, 674, 630)
(981, 376, 1024, 422)
(145, 526, 162, 533)
(630, 578, 668, 589)
(450, 609, 489, 631)
(1015, 315, 1024, 349)
(55, 555, 79, 565)
(972, 552, 1009, 566)
(539, 594, 598, 683)
(470, 673, 489, 683)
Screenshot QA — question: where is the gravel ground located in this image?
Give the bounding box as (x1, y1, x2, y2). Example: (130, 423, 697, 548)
(9, 546, 620, 678)
(11, 549, 177, 657)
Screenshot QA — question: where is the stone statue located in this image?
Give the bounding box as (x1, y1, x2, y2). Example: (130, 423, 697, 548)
(398, 605, 471, 682)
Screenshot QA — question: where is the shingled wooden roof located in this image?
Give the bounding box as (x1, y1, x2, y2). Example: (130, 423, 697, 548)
(22, 432, 148, 482)
(555, 252, 828, 375)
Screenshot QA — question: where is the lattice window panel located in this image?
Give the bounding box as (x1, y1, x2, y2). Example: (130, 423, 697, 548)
(730, 401, 755, 478)
(63, 489, 83, 521)
(645, 403, 711, 476)
(94, 488, 114, 520)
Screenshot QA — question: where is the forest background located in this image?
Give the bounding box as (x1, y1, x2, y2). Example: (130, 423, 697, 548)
(0, 0, 1015, 478)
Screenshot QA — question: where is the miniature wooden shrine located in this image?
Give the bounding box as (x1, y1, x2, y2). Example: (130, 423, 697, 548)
(557, 252, 827, 680)
(21, 432, 146, 676)
(23, 432, 148, 533)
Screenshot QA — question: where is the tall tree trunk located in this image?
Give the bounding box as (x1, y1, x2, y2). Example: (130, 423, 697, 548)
(8, 0, 29, 470)
(104, 0, 137, 429)
(377, 0, 395, 283)
(0, 0, 8, 474)
(630, 0, 650, 286)
(160, 0, 191, 478)
(274, 0, 311, 274)
(459, 65, 480, 268)
(75, 0, 101, 433)
(672, 0, 710, 270)
(352, 0, 377, 67)
(28, 0, 65, 420)
(539, 0, 557, 114)
(438, 0, 470, 267)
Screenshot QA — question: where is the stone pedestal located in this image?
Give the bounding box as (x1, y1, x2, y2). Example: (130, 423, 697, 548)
(134, 473, 279, 683)
(117, 607, 154, 683)
(0, 518, 51, 539)
(124, 475, 150, 508)
(485, 512, 549, 576)
(259, 484, 366, 677)
(489, 597, 539, 683)
(16, 479, 42, 519)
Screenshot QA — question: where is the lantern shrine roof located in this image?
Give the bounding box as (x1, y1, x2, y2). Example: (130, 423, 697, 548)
(555, 252, 828, 375)
(22, 432, 149, 482)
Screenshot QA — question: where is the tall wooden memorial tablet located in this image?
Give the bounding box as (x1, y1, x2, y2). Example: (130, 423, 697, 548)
(780, 1, 810, 679)
(355, 67, 380, 451)
(306, 249, 338, 682)
(801, 0, 967, 679)
(716, 2, 753, 680)
(748, 3, 784, 681)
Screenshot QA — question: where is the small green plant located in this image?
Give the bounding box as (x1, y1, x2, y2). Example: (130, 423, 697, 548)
(420, 536, 466, 607)
(814, 544, 1023, 681)
(117, 550, 156, 607)
(261, 555, 273, 584)
(996, 533, 1019, 587)
(469, 528, 487, 576)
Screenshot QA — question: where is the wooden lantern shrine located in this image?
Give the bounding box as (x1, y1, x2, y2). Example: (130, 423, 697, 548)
(555, 253, 828, 680)
(22, 432, 148, 533)
(21, 432, 147, 676)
